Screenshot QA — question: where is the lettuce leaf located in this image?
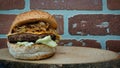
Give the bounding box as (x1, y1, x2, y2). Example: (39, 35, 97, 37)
(16, 42, 34, 46)
(35, 35, 57, 47)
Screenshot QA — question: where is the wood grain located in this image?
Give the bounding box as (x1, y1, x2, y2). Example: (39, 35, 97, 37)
(0, 46, 120, 68)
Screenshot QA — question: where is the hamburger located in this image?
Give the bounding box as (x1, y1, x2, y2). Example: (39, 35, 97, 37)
(7, 10, 60, 60)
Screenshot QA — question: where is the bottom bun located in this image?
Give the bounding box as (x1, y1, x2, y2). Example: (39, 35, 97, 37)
(7, 42, 56, 60)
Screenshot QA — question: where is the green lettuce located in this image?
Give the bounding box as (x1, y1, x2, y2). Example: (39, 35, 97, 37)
(35, 35, 57, 47)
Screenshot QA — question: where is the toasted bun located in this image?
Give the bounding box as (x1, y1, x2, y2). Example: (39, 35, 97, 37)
(7, 42, 55, 60)
(8, 10, 57, 35)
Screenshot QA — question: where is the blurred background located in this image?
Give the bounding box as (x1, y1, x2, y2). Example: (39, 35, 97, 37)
(0, 0, 120, 53)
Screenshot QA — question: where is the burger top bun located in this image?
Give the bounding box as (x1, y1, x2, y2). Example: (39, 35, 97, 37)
(8, 10, 57, 35)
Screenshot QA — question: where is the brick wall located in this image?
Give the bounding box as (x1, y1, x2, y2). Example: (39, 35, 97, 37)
(0, 0, 120, 52)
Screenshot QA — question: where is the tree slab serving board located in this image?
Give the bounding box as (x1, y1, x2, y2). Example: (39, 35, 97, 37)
(0, 46, 120, 68)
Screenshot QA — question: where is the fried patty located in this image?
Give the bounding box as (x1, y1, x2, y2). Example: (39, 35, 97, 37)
(8, 33, 56, 43)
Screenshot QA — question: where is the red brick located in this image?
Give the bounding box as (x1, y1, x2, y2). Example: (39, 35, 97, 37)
(0, 14, 16, 34)
(109, 15, 120, 35)
(106, 40, 120, 52)
(58, 39, 101, 48)
(82, 39, 101, 48)
(69, 15, 108, 35)
(53, 15, 64, 35)
(69, 14, 120, 35)
(0, 0, 25, 10)
(30, 0, 64, 10)
(0, 38, 7, 49)
(107, 0, 120, 10)
(67, 0, 102, 10)
(58, 39, 82, 46)
(30, 0, 102, 10)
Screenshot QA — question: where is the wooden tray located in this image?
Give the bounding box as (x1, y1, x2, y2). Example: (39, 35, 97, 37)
(0, 46, 119, 68)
